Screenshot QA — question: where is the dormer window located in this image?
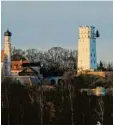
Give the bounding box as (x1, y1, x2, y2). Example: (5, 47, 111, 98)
(14, 65, 16, 69)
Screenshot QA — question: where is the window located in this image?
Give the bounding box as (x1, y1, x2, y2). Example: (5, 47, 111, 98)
(94, 54, 95, 57)
(91, 53, 92, 56)
(91, 60, 92, 63)
(14, 65, 16, 69)
(94, 60, 95, 63)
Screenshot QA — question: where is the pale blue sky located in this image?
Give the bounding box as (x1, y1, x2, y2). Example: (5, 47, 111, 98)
(1, 1, 113, 62)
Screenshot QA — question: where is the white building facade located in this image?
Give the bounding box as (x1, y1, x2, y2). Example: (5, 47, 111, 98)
(77, 26, 97, 72)
(4, 29, 12, 76)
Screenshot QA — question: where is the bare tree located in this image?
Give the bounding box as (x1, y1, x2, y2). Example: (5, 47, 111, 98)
(25, 49, 43, 62)
(63, 72, 75, 125)
(42, 47, 77, 73)
(94, 97, 104, 125)
(68, 84, 75, 125)
(11, 46, 26, 61)
(106, 62, 113, 71)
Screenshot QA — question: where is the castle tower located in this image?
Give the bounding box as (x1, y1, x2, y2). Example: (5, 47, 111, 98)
(4, 29, 12, 76)
(77, 26, 97, 73)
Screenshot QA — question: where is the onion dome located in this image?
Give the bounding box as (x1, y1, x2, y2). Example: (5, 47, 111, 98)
(4, 29, 12, 36)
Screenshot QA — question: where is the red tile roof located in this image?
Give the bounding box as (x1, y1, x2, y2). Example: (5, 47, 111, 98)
(1, 50, 4, 62)
(1, 50, 29, 71)
(11, 60, 29, 70)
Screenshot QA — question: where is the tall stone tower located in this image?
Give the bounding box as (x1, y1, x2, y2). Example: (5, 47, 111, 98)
(77, 26, 97, 73)
(4, 29, 12, 76)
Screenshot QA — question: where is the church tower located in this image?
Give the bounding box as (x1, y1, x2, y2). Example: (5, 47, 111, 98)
(4, 29, 12, 76)
(77, 26, 97, 73)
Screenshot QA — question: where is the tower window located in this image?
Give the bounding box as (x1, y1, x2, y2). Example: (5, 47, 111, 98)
(91, 53, 92, 56)
(94, 54, 95, 57)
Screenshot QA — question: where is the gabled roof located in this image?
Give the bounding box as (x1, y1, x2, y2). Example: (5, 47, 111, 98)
(19, 66, 39, 76)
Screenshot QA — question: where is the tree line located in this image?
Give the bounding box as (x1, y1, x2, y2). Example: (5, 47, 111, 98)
(11, 46, 113, 73)
(11, 46, 77, 74)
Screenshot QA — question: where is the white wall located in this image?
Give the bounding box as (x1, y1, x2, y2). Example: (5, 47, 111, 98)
(4, 36, 11, 76)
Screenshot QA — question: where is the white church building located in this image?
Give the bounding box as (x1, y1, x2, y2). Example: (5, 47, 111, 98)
(77, 26, 97, 73)
(1, 29, 29, 77)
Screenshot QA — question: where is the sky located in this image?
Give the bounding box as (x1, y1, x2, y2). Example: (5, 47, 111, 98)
(1, 1, 113, 63)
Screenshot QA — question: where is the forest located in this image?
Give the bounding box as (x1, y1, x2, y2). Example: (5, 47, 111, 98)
(1, 74, 113, 125)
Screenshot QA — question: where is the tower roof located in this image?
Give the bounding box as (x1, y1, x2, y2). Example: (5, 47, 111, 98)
(4, 29, 12, 36)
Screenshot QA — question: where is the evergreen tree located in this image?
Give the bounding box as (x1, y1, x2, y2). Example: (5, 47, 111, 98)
(98, 61, 104, 71)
